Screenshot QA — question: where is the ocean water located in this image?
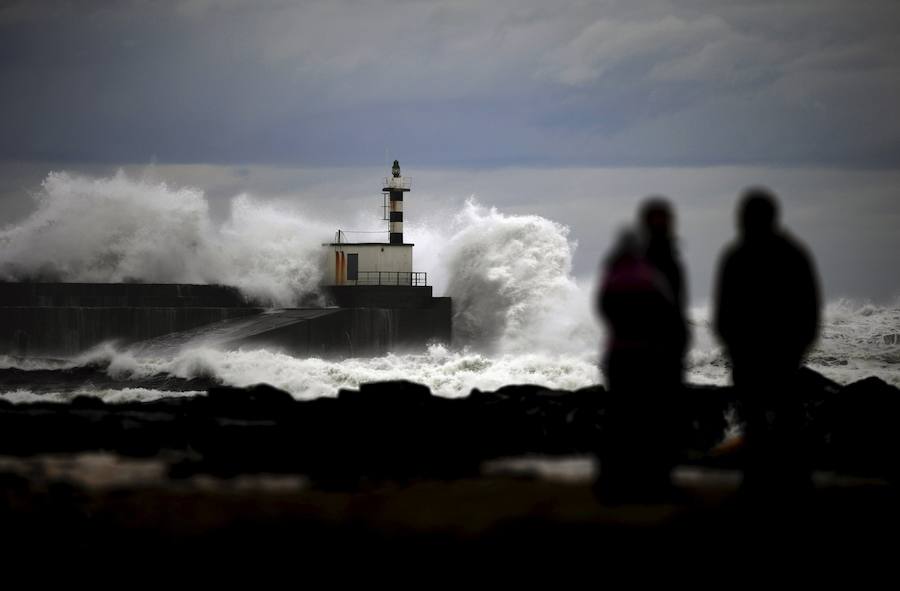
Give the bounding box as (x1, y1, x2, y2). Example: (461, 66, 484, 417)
(1, 171, 898, 402)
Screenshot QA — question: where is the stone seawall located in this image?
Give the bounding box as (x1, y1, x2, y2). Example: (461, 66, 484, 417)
(0, 306, 263, 356)
(0, 282, 251, 308)
(0, 283, 452, 357)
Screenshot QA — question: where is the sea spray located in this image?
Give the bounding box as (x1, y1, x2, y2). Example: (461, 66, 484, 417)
(441, 199, 599, 355)
(0, 171, 332, 306)
(806, 298, 900, 384)
(98, 344, 601, 400)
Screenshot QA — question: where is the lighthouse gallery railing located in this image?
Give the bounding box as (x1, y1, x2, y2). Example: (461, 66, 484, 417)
(382, 177, 412, 190)
(353, 271, 427, 286)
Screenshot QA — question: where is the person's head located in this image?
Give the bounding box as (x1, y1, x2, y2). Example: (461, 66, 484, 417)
(738, 187, 779, 239)
(639, 196, 675, 240)
(605, 228, 641, 267)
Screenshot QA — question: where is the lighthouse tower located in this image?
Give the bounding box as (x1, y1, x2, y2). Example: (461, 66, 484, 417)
(384, 159, 409, 245)
(324, 160, 425, 292)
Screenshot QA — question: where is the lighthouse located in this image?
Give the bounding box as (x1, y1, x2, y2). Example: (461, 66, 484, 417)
(324, 160, 426, 291)
(318, 159, 450, 343)
(385, 159, 409, 245)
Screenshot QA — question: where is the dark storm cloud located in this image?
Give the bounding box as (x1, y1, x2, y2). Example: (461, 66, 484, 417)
(2, 0, 899, 167)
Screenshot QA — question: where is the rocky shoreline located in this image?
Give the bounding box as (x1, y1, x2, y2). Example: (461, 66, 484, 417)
(1, 367, 897, 478)
(1, 369, 899, 565)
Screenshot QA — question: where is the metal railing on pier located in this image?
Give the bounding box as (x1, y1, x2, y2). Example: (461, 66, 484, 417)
(353, 271, 427, 286)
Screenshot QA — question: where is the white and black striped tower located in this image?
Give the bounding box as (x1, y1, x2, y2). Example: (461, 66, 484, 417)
(383, 160, 411, 245)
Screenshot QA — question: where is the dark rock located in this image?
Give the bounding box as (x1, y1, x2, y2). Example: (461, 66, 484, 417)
(825, 376, 900, 478)
(0, 370, 896, 481)
(71, 395, 105, 408)
(205, 383, 296, 416)
(473, 384, 553, 401)
(339, 380, 432, 405)
(796, 366, 842, 400)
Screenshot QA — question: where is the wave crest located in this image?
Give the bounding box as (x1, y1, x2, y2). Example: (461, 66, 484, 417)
(0, 171, 330, 306)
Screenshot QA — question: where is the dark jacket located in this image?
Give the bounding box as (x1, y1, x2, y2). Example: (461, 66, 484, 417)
(714, 231, 820, 366)
(598, 244, 688, 392)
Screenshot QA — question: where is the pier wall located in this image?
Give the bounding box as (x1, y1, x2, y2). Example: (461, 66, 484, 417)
(0, 283, 451, 357)
(0, 307, 262, 357)
(0, 282, 251, 308)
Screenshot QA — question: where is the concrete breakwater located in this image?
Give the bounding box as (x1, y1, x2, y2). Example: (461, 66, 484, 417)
(0, 282, 260, 356)
(0, 282, 452, 357)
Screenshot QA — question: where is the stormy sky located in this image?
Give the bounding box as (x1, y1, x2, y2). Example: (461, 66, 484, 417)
(1, 0, 899, 302)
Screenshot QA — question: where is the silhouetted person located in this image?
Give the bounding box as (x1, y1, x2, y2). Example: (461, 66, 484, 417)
(714, 188, 820, 494)
(595, 198, 689, 500)
(641, 198, 687, 315)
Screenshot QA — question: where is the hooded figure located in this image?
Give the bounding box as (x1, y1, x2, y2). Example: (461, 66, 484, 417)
(641, 197, 687, 315)
(594, 198, 689, 500)
(599, 198, 688, 394)
(598, 228, 685, 393)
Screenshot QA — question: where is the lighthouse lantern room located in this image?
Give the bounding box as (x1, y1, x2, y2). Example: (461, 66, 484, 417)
(324, 161, 426, 287)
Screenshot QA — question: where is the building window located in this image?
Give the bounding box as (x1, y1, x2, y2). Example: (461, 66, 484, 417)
(347, 253, 358, 281)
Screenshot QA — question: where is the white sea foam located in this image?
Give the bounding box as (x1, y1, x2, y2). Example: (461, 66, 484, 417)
(0, 355, 73, 371)
(682, 298, 900, 388)
(85, 344, 601, 400)
(440, 199, 598, 355)
(0, 171, 331, 306)
(0, 387, 204, 405)
(806, 298, 900, 386)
